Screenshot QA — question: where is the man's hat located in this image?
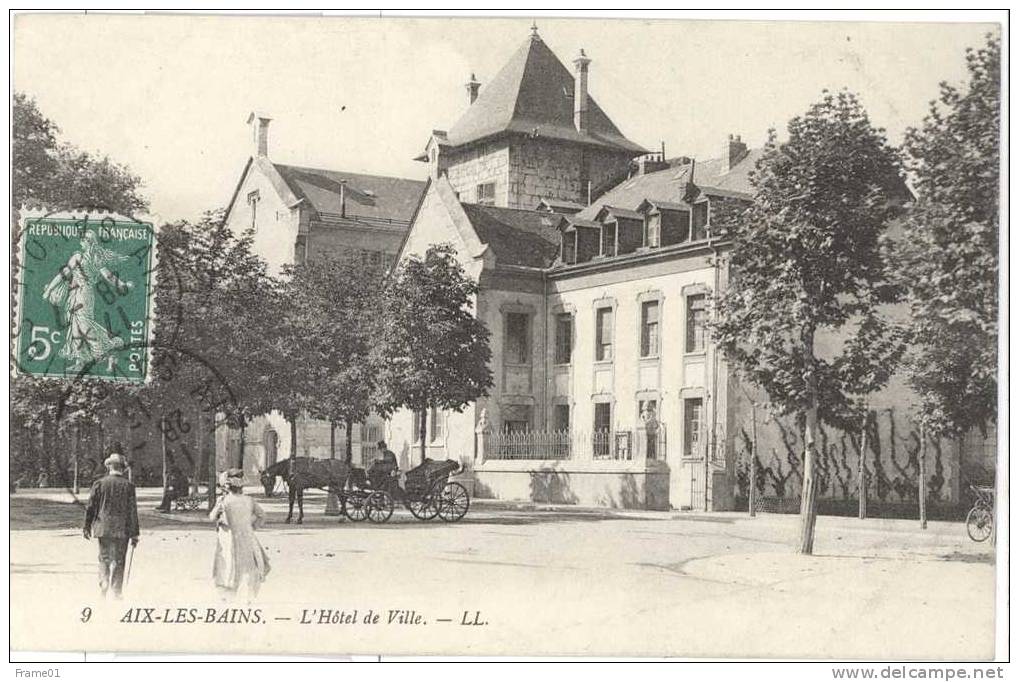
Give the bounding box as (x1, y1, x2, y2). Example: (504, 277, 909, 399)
(104, 453, 126, 468)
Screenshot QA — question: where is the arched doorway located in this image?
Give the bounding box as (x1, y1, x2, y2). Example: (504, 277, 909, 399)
(263, 427, 279, 469)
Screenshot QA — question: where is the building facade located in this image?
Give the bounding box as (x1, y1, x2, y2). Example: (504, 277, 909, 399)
(218, 113, 426, 482)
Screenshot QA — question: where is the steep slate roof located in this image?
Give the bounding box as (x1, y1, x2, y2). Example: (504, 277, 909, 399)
(273, 163, 426, 222)
(444, 33, 647, 155)
(460, 203, 562, 268)
(578, 149, 762, 220)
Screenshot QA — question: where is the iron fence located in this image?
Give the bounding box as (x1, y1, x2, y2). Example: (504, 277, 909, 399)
(484, 425, 666, 462)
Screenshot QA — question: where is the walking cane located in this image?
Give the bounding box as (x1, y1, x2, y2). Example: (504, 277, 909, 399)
(125, 543, 136, 588)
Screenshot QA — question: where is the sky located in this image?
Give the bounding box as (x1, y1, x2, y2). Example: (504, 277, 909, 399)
(13, 14, 997, 223)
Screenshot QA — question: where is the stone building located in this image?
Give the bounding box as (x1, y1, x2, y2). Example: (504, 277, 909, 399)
(414, 26, 647, 210)
(219, 112, 426, 482)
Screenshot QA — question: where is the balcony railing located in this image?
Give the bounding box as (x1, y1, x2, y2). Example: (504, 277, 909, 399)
(484, 425, 666, 462)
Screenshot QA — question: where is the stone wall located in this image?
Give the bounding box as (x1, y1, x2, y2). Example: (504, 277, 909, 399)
(509, 139, 632, 210)
(443, 137, 635, 210)
(444, 143, 511, 206)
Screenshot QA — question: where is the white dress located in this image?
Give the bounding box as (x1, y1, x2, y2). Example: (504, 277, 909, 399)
(209, 493, 270, 591)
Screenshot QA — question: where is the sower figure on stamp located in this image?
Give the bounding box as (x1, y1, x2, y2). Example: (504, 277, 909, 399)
(83, 453, 140, 599)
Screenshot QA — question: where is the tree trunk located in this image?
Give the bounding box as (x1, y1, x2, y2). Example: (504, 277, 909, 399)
(345, 417, 354, 464)
(749, 404, 757, 518)
(201, 412, 216, 510)
(71, 423, 80, 495)
(919, 423, 928, 530)
(288, 414, 298, 478)
(239, 418, 247, 471)
(329, 421, 336, 460)
(858, 411, 868, 520)
(418, 408, 427, 465)
(161, 416, 168, 490)
(798, 404, 820, 554)
(798, 325, 820, 555)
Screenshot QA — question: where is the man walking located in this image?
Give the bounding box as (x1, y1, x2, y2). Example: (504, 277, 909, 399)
(83, 453, 140, 598)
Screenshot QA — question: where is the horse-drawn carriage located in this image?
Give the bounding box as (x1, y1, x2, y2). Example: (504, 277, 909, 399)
(342, 458, 469, 523)
(259, 457, 470, 524)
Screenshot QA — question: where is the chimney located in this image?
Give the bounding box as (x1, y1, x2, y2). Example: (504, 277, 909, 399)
(723, 133, 748, 173)
(247, 112, 272, 158)
(573, 49, 591, 133)
(636, 153, 669, 176)
(465, 73, 481, 105)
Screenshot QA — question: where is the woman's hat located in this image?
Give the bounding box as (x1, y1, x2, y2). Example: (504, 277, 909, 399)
(104, 453, 126, 469)
(218, 468, 244, 488)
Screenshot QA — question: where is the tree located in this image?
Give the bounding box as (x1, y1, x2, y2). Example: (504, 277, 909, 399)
(712, 90, 906, 555)
(12, 92, 148, 214)
(285, 255, 385, 463)
(11, 92, 149, 487)
(891, 34, 1000, 439)
(373, 244, 493, 464)
(148, 212, 277, 503)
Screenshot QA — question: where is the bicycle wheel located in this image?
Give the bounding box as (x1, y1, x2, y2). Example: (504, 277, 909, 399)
(966, 506, 993, 542)
(436, 482, 470, 522)
(342, 492, 369, 522)
(367, 491, 394, 523)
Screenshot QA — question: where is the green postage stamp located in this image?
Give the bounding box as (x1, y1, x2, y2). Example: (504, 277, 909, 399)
(15, 213, 157, 383)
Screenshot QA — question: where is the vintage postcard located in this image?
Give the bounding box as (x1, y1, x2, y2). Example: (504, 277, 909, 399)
(8, 12, 1005, 663)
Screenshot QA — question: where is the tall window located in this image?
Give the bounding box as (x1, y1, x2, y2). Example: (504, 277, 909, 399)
(593, 402, 612, 457)
(505, 313, 529, 364)
(429, 407, 444, 442)
(684, 398, 703, 457)
(555, 313, 572, 364)
(595, 307, 614, 361)
(686, 294, 707, 353)
(412, 409, 424, 443)
(640, 300, 660, 357)
(247, 190, 261, 232)
(562, 232, 577, 264)
(646, 214, 661, 248)
(553, 404, 570, 431)
(601, 223, 617, 257)
(691, 201, 709, 241)
(477, 182, 496, 206)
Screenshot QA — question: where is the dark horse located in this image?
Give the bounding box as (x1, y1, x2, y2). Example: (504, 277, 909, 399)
(259, 457, 351, 524)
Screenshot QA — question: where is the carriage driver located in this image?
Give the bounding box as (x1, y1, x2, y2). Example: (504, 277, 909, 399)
(368, 440, 399, 489)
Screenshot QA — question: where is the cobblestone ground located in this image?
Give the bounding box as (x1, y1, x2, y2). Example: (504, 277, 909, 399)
(10, 487, 996, 659)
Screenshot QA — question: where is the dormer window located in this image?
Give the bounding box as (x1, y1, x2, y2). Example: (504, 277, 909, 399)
(691, 200, 709, 241)
(562, 230, 577, 264)
(645, 213, 661, 248)
(601, 222, 617, 257)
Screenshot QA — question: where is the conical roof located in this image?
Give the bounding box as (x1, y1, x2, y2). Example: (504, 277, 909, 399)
(444, 32, 647, 155)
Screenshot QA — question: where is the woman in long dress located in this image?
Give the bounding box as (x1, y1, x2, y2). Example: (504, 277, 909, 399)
(209, 469, 270, 601)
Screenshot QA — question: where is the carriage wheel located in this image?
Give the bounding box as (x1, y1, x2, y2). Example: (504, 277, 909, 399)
(436, 482, 469, 522)
(966, 506, 993, 542)
(342, 492, 370, 522)
(407, 491, 440, 521)
(367, 491, 394, 523)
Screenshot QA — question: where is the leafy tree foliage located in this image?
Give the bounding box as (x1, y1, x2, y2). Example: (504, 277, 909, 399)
(712, 90, 906, 553)
(280, 254, 385, 462)
(892, 34, 1000, 439)
(373, 244, 493, 463)
(11, 93, 150, 486)
(12, 92, 147, 214)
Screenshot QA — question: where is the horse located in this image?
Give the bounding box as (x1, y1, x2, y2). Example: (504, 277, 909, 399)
(258, 457, 352, 524)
